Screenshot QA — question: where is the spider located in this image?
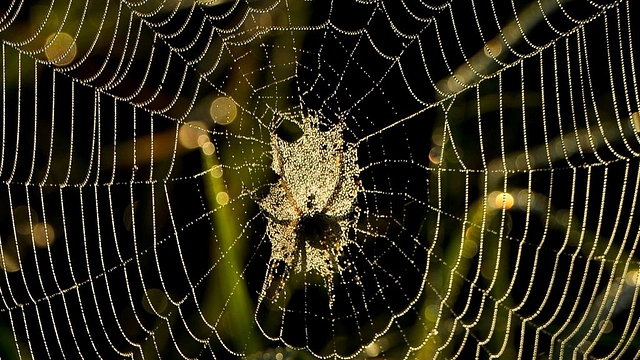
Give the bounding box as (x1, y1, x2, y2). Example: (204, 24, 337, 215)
(254, 113, 361, 306)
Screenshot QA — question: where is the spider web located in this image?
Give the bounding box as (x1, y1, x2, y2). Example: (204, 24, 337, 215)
(0, 0, 639, 359)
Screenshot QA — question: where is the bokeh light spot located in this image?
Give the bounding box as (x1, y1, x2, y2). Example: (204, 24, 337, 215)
(210, 97, 237, 125)
(216, 191, 229, 205)
(45, 32, 77, 66)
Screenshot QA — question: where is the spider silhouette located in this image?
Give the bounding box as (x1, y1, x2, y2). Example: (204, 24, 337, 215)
(254, 113, 361, 306)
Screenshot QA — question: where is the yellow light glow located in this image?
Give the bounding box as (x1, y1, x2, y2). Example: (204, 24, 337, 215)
(600, 320, 613, 334)
(484, 39, 503, 57)
(216, 191, 229, 205)
(446, 75, 460, 92)
(462, 239, 478, 258)
(517, 189, 530, 206)
(490, 191, 514, 210)
(626, 270, 639, 286)
(364, 342, 380, 357)
(178, 121, 207, 150)
(466, 227, 473, 238)
(431, 127, 444, 146)
(516, 154, 528, 170)
(197, 134, 209, 147)
(243, 12, 272, 30)
(1, 242, 20, 273)
(633, 112, 640, 132)
(210, 97, 237, 125)
(504, 24, 520, 44)
(45, 32, 77, 66)
(198, 0, 234, 6)
(211, 165, 223, 178)
(142, 288, 168, 314)
(453, 67, 473, 85)
(424, 304, 439, 322)
(33, 223, 55, 248)
(14, 206, 36, 235)
(429, 147, 442, 164)
(201, 142, 215, 155)
(555, 209, 571, 226)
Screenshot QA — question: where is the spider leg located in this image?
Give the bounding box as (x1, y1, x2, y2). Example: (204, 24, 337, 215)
(336, 244, 364, 287)
(261, 219, 300, 302)
(260, 258, 290, 303)
(267, 108, 283, 133)
(319, 235, 351, 308)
